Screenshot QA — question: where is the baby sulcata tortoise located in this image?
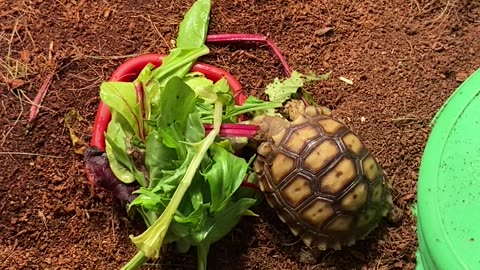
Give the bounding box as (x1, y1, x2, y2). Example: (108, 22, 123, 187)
(252, 101, 401, 251)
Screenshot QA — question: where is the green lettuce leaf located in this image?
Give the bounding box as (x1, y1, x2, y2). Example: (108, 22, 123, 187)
(223, 96, 283, 121)
(176, 0, 211, 49)
(156, 76, 197, 129)
(104, 112, 147, 186)
(144, 130, 177, 184)
(264, 70, 331, 103)
(100, 81, 146, 139)
(152, 46, 210, 86)
(204, 144, 249, 214)
(166, 197, 257, 270)
(183, 72, 216, 102)
(104, 121, 135, 184)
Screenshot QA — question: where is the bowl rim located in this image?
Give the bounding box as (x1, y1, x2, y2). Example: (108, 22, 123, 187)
(417, 67, 480, 270)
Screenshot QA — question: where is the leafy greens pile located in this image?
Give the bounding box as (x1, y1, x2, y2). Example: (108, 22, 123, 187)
(96, 1, 332, 269)
(99, 1, 282, 269)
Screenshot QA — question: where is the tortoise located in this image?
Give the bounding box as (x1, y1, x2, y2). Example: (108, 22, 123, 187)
(250, 100, 401, 252)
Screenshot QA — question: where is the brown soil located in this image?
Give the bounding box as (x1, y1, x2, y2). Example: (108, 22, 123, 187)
(1, 0, 479, 269)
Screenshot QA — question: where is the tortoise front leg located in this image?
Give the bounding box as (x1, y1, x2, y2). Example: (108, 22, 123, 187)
(284, 99, 332, 121)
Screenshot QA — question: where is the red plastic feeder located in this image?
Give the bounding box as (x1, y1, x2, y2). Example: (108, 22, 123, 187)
(89, 53, 248, 151)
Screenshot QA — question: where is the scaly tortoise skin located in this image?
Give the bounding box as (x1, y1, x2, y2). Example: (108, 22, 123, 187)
(252, 102, 395, 250)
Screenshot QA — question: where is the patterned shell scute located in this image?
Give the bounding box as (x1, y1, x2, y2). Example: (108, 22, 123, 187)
(255, 114, 393, 250)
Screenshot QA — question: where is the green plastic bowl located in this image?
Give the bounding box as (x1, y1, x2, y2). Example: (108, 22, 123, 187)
(416, 68, 480, 270)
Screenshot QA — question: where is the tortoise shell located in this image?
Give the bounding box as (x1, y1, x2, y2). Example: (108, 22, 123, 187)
(254, 109, 393, 250)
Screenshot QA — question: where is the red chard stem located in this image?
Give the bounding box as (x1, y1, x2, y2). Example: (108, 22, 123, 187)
(241, 180, 260, 191)
(206, 34, 292, 76)
(203, 123, 259, 138)
(134, 82, 146, 141)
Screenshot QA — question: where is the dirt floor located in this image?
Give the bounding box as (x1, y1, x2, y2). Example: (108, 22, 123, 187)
(1, 0, 479, 269)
